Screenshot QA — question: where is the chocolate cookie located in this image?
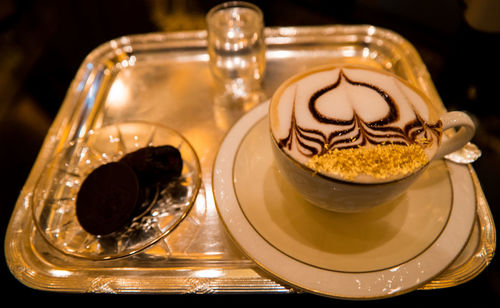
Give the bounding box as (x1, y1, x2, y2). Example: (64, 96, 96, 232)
(120, 145, 183, 187)
(76, 145, 184, 236)
(76, 161, 140, 236)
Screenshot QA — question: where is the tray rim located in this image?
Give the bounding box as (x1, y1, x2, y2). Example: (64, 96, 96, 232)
(4, 24, 496, 294)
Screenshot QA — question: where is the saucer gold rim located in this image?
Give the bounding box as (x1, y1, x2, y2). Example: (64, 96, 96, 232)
(212, 101, 476, 299)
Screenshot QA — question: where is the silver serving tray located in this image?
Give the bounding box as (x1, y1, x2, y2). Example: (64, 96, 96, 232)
(5, 25, 495, 295)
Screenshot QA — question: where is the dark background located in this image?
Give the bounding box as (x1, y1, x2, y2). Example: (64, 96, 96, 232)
(1, 0, 499, 305)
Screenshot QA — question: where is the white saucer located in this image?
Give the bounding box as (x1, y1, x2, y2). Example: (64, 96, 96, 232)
(213, 101, 476, 299)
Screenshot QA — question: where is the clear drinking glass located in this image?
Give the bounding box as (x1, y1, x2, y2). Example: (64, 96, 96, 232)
(206, 1, 266, 112)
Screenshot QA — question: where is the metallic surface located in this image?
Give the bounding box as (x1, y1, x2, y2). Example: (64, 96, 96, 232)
(5, 25, 495, 294)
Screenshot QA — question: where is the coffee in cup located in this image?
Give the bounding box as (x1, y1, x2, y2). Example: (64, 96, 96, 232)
(269, 64, 475, 212)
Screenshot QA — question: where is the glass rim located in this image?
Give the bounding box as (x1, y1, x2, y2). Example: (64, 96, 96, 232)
(206, 1, 263, 23)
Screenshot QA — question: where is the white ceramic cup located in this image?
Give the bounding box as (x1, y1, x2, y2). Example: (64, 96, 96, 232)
(269, 65, 475, 213)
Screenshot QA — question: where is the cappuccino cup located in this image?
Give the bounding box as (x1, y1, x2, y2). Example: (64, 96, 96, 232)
(269, 64, 475, 213)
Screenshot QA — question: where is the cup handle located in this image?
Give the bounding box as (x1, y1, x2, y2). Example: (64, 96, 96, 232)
(434, 111, 476, 160)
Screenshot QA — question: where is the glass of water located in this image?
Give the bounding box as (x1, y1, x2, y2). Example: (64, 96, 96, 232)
(206, 1, 266, 112)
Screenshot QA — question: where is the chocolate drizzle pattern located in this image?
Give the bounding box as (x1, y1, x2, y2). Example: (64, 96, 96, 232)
(277, 69, 442, 158)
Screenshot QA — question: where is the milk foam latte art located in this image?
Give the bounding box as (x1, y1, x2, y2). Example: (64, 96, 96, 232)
(269, 64, 474, 212)
(270, 66, 442, 183)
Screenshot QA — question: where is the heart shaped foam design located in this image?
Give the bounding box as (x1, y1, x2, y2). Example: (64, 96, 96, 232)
(272, 66, 442, 165)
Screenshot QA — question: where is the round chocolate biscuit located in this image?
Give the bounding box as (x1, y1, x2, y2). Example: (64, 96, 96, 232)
(76, 161, 140, 236)
(120, 145, 183, 187)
